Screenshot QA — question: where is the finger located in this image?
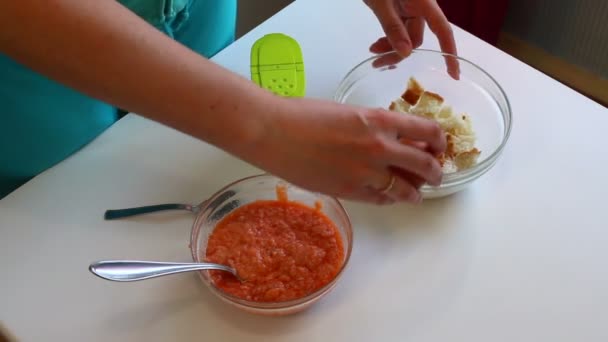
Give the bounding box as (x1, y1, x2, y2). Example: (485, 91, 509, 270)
(370, 0, 413, 57)
(391, 166, 426, 189)
(423, 2, 460, 79)
(398, 137, 429, 151)
(369, 37, 393, 53)
(380, 111, 446, 155)
(341, 187, 395, 205)
(343, 168, 395, 205)
(397, 138, 438, 186)
(382, 174, 422, 203)
(406, 17, 425, 49)
(363, 188, 396, 205)
(384, 141, 443, 186)
(371, 51, 405, 68)
(353, 187, 395, 205)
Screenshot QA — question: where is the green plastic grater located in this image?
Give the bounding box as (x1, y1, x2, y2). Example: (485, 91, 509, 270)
(250, 33, 305, 97)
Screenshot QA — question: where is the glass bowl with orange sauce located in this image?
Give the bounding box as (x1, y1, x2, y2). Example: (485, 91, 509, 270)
(190, 174, 353, 316)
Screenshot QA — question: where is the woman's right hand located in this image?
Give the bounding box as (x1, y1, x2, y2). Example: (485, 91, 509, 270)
(246, 97, 446, 205)
(0, 0, 443, 206)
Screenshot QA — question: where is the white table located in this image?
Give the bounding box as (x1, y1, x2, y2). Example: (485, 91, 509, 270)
(2, 0, 607, 341)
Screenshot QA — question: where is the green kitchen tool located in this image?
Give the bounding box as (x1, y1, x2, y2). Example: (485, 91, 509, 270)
(250, 33, 305, 97)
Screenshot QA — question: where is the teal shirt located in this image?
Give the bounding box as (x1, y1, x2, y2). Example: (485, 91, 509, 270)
(0, 0, 237, 198)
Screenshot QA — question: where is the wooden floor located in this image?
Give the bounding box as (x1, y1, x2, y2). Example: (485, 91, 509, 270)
(497, 32, 608, 108)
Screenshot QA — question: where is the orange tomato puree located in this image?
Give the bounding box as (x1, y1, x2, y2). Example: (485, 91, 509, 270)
(205, 187, 344, 302)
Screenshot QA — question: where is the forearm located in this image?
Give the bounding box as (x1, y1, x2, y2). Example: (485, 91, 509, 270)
(0, 0, 279, 157)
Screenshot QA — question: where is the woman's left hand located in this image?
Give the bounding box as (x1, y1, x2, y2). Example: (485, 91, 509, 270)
(364, 0, 460, 79)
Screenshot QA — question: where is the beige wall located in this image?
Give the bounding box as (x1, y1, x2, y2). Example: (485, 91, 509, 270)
(236, 0, 295, 37)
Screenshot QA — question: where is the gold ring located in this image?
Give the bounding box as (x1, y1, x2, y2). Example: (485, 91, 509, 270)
(379, 175, 396, 194)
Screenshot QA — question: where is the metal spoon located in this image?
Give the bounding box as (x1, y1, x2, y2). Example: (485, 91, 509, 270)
(103, 203, 202, 220)
(89, 260, 241, 282)
(103, 189, 237, 220)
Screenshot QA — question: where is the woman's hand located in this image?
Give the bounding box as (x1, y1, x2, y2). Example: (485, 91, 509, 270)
(364, 0, 460, 79)
(247, 97, 446, 205)
(0, 1, 445, 206)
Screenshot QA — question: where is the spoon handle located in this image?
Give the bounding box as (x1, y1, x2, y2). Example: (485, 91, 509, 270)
(104, 203, 195, 220)
(89, 260, 237, 282)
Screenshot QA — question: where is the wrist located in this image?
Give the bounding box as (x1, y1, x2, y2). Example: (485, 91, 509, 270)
(230, 94, 304, 173)
(215, 89, 287, 162)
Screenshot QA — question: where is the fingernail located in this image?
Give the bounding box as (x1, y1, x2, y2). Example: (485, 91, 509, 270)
(432, 174, 443, 187)
(449, 63, 461, 80)
(394, 41, 411, 57)
(450, 68, 460, 80)
(410, 191, 422, 204)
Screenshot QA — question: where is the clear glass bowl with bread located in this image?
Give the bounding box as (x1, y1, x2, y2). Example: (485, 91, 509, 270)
(334, 49, 512, 198)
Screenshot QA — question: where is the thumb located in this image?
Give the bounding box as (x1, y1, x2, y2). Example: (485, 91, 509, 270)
(371, 1, 412, 56)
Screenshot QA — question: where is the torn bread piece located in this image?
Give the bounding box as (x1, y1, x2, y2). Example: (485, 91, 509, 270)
(389, 97, 411, 112)
(409, 91, 444, 120)
(389, 77, 424, 112)
(388, 77, 481, 173)
(401, 77, 424, 105)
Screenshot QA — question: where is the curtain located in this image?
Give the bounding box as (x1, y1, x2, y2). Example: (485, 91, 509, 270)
(437, 0, 510, 45)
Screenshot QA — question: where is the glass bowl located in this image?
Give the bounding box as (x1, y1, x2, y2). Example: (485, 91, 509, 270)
(190, 174, 353, 316)
(334, 49, 512, 198)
